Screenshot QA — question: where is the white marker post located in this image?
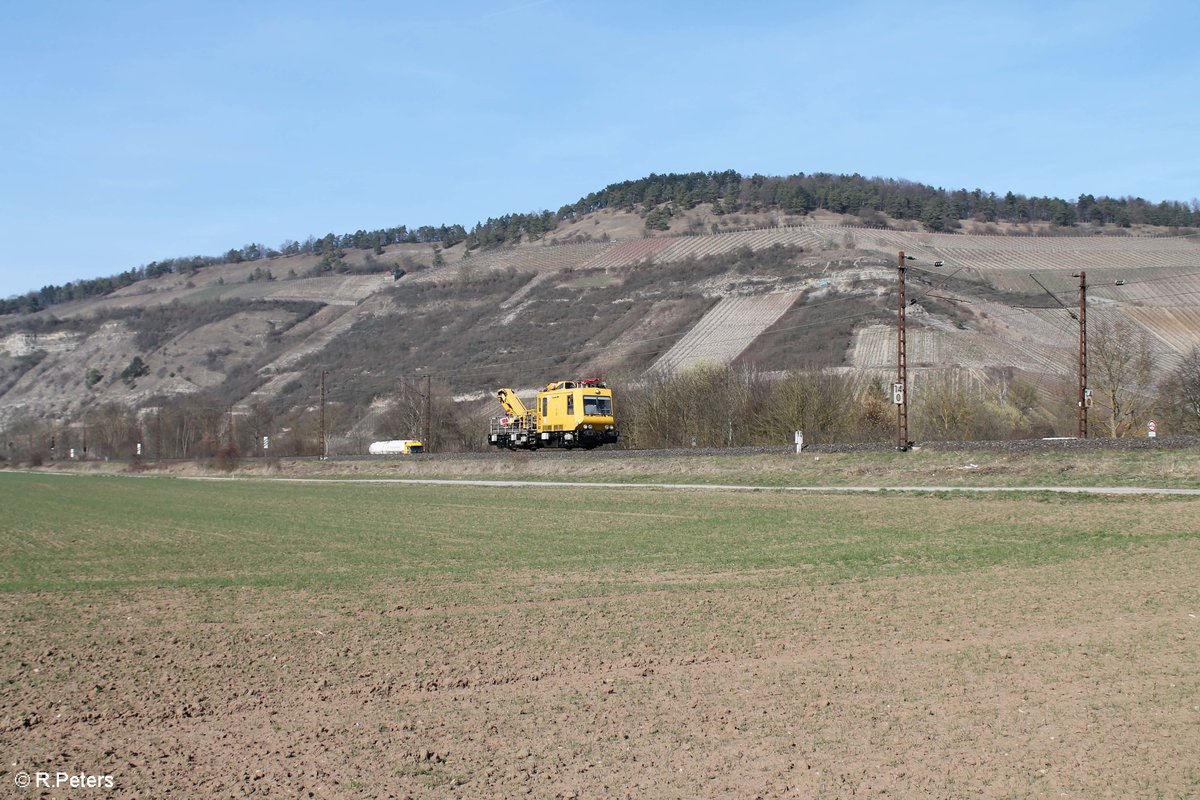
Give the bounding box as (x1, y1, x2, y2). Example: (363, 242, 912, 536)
(794, 430, 803, 454)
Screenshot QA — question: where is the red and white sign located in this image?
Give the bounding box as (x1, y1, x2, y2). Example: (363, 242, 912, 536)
(1148, 419, 1157, 438)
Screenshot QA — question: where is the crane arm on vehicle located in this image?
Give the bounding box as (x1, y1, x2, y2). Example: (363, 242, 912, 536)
(496, 388, 529, 417)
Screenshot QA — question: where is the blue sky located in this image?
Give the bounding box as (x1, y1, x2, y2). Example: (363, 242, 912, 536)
(2, 0, 1197, 299)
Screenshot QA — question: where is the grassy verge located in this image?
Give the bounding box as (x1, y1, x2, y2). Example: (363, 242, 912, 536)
(227, 447, 1200, 490)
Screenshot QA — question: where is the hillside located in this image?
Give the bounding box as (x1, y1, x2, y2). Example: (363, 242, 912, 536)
(2, 203, 1199, 455)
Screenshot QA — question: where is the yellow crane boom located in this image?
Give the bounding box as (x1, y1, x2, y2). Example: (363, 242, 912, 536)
(495, 388, 529, 417)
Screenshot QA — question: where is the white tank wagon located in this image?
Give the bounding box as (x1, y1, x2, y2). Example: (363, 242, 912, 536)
(368, 439, 424, 455)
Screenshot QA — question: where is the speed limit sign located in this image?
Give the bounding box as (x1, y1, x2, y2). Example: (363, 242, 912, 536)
(1148, 419, 1157, 438)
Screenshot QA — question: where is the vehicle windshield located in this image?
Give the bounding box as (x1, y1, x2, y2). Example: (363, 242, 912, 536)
(583, 396, 612, 417)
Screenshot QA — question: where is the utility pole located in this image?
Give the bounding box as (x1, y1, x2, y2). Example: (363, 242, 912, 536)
(423, 374, 432, 451)
(896, 251, 910, 451)
(319, 369, 327, 459)
(1075, 271, 1088, 438)
(1031, 272, 1090, 439)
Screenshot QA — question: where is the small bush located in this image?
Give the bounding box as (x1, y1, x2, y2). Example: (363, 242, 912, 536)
(120, 356, 150, 386)
(212, 442, 240, 472)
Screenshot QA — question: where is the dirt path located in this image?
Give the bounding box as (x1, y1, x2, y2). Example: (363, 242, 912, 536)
(196, 474, 1200, 496)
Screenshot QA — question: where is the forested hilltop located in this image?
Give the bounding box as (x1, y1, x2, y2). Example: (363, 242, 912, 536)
(5, 170, 1198, 315)
(561, 170, 1200, 230)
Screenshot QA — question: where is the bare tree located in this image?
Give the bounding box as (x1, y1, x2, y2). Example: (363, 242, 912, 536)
(3, 412, 54, 464)
(911, 371, 1026, 441)
(751, 369, 858, 445)
(277, 408, 318, 456)
(912, 373, 978, 441)
(1158, 345, 1200, 434)
(855, 382, 894, 441)
(376, 378, 468, 452)
(180, 396, 225, 458)
(1089, 316, 1157, 437)
(85, 403, 137, 459)
(242, 401, 275, 456)
(615, 364, 765, 449)
(376, 380, 425, 442)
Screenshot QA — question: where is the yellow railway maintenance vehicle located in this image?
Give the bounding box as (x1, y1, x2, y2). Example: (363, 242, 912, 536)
(489, 379, 619, 450)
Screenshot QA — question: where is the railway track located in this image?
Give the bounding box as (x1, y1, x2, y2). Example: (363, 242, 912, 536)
(50, 434, 1197, 472)
(326, 434, 1200, 462)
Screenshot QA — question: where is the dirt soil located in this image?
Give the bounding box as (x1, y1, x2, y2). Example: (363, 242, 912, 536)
(3, 541, 1198, 799)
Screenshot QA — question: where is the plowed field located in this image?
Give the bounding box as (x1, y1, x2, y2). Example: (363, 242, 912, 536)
(2, 473, 1197, 799)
